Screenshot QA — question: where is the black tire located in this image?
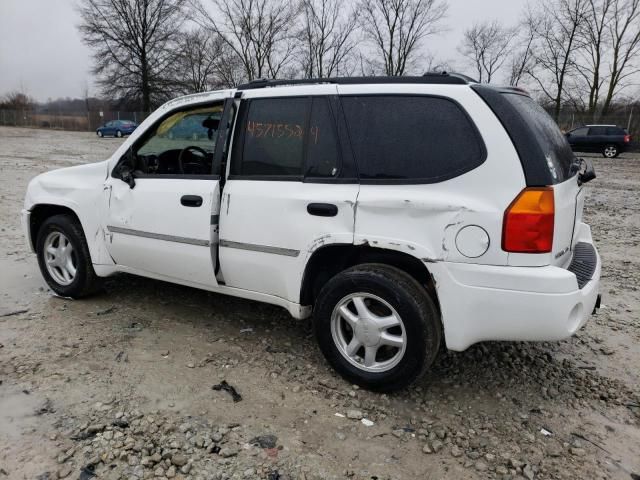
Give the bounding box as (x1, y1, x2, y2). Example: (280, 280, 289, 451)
(313, 263, 441, 392)
(36, 214, 101, 298)
(116, 130, 122, 138)
(97, 131, 103, 137)
(602, 144, 618, 158)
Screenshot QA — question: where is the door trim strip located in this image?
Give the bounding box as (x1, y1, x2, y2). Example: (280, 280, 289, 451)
(219, 239, 300, 257)
(107, 226, 210, 247)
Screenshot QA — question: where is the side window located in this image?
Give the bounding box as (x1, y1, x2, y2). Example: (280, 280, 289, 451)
(571, 127, 589, 136)
(606, 127, 623, 135)
(589, 126, 606, 135)
(341, 96, 485, 182)
(306, 97, 340, 177)
(232, 97, 307, 177)
(131, 103, 223, 175)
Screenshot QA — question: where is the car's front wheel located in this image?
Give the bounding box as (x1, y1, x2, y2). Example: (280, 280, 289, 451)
(313, 264, 441, 392)
(97, 130, 103, 137)
(116, 130, 122, 138)
(603, 144, 619, 158)
(36, 214, 100, 298)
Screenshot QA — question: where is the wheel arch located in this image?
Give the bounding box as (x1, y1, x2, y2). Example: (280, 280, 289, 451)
(300, 244, 440, 312)
(29, 204, 83, 252)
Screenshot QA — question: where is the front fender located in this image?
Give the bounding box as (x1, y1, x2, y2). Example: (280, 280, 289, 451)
(24, 161, 114, 266)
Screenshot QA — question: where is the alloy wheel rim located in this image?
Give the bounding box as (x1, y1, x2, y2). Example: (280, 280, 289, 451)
(605, 147, 616, 157)
(43, 231, 77, 286)
(330, 292, 407, 373)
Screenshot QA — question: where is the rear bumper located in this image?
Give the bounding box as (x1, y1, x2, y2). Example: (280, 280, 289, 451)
(433, 227, 601, 351)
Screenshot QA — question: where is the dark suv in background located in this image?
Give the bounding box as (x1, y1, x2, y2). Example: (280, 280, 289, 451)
(565, 124, 631, 158)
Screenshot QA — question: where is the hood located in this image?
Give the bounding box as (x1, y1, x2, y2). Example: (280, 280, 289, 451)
(24, 160, 110, 210)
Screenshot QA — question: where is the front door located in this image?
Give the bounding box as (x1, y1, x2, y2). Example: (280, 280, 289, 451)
(218, 89, 359, 303)
(104, 97, 231, 287)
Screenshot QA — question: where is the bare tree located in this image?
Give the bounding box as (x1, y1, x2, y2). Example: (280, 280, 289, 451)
(173, 29, 219, 93)
(575, 0, 614, 116)
(358, 0, 448, 76)
(459, 20, 516, 83)
(78, 0, 187, 111)
(507, 9, 540, 86)
(601, 0, 640, 115)
(192, 0, 300, 82)
(527, 0, 588, 120)
(298, 0, 358, 78)
(0, 91, 34, 110)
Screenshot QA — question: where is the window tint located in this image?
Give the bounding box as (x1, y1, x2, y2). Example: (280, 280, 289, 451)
(341, 96, 484, 182)
(570, 127, 588, 136)
(306, 98, 340, 177)
(606, 127, 624, 135)
(503, 93, 574, 183)
(233, 98, 307, 177)
(589, 126, 607, 135)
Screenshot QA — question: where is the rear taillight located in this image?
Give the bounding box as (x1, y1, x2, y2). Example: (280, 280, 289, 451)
(624, 134, 631, 143)
(502, 187, 555, 253)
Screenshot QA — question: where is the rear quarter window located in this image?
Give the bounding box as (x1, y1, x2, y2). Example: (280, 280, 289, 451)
(340, 95, 485, 183)
(502, 93, 574, 184)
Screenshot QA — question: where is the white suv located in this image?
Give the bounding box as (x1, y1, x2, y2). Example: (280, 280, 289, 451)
(22, 74, 601, 391)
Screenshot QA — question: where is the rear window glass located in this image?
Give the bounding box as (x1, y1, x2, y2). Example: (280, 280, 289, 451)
(341, 96, 485, 182)
(589, 126, 607, 135)
(606, 127, 624, 135)
(503, 93, 574, 183)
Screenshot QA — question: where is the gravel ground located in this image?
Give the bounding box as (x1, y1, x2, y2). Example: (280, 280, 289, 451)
(0, 126, 639, 480)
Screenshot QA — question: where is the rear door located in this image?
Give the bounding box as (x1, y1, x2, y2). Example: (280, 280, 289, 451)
(587, 126, 607, 152)
(218, 88, 359, 302)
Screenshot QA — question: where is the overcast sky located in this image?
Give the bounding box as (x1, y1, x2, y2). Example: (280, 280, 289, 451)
(0, 0, 524, 101)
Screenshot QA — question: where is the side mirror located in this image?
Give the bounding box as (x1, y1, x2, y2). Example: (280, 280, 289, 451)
(115, 150, 136, 189)
(118, 164, 136, 189)
(578, 158, 596, 185)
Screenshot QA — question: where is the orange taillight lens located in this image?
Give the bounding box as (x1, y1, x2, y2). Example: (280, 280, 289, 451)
(502, 187, 555, 253)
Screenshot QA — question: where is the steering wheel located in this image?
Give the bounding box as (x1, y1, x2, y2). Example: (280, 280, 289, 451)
(178, 146, 208, 174)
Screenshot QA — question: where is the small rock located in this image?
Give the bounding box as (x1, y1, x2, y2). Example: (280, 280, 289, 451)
(570, 447, 586, 456)
(186, 363, 195, 368)
(431, 439, 444, 453)
(166, 466, 176, 478)
(346, 410, 363, 420)
(422, 444, 433, 454)
(180, 463, 192, 474)
(154, 466, 165, 477)
(250, 434, 277, 449)
(523, 464, 535, 480)
(56, 466, 72, 479)
(450, 445, 463, 457)
(171, 453, 188, 466)
(474, 461, 488, 472)
(219, 447, 238, 458)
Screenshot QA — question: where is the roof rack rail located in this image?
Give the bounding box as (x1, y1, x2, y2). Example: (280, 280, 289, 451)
(236, 72, 474, 90)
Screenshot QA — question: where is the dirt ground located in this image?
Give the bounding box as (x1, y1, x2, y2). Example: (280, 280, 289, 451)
(0, 126, 638, 480)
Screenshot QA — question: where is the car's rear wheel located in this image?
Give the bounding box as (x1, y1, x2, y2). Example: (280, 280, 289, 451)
(36, 214, 101, 298)
(116, 130, 122, 138)
(603, 144, 618, 158)
(313, 263, 441, 392)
